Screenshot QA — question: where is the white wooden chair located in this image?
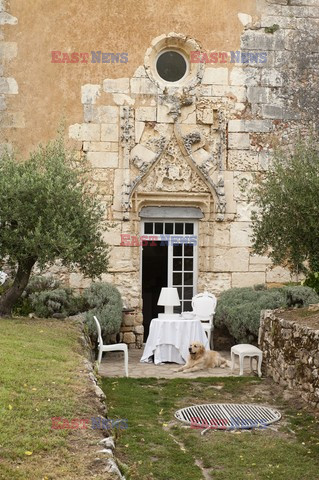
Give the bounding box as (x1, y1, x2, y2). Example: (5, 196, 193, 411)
(191, 292, 217, 349)
(93, 316, 129, 377)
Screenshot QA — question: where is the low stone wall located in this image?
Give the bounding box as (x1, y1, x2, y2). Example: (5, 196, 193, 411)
(76, 317, 126, 479)
(119, 311, 143, 349)
(259, 310, 319, 408)
(107, 311, 143, 349)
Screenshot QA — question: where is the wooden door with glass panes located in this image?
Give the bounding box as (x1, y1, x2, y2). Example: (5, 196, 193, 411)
(141, 220, 198, 314)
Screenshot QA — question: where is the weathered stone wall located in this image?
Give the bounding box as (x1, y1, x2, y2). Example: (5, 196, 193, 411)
(2, 0, 319, 346)
(1, 0, 256, 156)
(259, 310, 319, 408)
(0, 0, 20, 153)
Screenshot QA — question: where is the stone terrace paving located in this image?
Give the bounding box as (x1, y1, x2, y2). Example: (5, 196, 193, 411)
(99, 349, 257, 379)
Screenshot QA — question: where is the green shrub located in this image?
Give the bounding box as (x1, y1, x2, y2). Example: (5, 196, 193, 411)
(24, 275, 61, 296)
(15, 276, 123, 332)
(30, 288, 78, 318)
(12, 297, 34, 317)
(214, 287, 286, 343)
(214, 285, 319, 343)
(303, 272, 319, 295)
(9, 275, 63, 317)
(0, 276, 34, 316)
(84, 282, 123, 340)
(265, 23, 280, 34)
(284, 285, 319, 307)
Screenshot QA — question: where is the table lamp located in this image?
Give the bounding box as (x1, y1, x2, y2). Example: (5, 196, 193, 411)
(157, 287, 180, 318)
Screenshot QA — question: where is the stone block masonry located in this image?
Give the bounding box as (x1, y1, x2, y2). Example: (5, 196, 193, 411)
(259, 310, 319, 408)
(0, 2, 21, 136)
(4, 0, 318, 348)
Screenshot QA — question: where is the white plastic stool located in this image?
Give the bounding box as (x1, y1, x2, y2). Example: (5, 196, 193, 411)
(231, 344, 262, 377)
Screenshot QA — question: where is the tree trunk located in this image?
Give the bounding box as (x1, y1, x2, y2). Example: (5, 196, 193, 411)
(0, 257, 36, 317)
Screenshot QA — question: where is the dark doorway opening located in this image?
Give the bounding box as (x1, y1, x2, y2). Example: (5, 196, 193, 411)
(142, 241, 168, 341)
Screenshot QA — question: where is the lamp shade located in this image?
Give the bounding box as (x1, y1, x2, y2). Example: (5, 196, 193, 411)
(157, 287, 180, 307)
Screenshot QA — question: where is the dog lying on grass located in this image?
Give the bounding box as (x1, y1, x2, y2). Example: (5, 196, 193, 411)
(175, 342, 231, 373)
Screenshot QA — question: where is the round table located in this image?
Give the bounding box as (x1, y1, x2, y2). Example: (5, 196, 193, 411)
(140, 316, 209, 364)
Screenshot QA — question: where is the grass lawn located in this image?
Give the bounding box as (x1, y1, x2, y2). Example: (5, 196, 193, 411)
(0, 317, 113, 480)
(102, 376, 319, 480)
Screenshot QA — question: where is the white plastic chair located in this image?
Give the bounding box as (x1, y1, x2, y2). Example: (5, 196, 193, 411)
(93, 316, 129, 377)
(0, 271, 8, 285)
(191, 292, 217, 349)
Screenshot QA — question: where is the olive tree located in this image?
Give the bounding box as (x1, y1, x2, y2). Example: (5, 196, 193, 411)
(251, 140, 319, 274)
(0, 137, 109, 316)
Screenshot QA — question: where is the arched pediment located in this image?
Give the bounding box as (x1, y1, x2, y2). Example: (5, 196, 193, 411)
(135, 134, 210, 194)
(126, 121, 226, 220)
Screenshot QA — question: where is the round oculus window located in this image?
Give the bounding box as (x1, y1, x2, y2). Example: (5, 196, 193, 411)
(156, 50, 187, 82)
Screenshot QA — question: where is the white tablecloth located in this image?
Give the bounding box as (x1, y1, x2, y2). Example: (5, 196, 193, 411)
(140, 317, 209, 364)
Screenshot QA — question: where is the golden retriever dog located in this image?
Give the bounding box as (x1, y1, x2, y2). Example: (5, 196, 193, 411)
(176, 342, 231, 373)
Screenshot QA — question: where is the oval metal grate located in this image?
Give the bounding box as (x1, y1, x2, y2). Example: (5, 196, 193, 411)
(175, 403, 281, 431)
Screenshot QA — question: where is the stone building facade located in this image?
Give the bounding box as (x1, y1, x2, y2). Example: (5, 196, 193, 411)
(1, 0, 319, 346)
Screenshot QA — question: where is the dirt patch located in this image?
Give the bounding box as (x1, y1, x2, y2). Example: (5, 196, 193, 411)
(278, 308, 319, 329)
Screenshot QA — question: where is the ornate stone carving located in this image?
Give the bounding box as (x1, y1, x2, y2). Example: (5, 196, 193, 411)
(144, 32, 204, 92)
(120, 106, 135, 217)
(145, 135, 166, 154)
(158, 93, 194, 121)
(122, 92, 227, 220)
(120, 106, 135, 150)
(183, 131, 202, 155)
(124, 135, 167, 210)
(136, 137, 208, 193)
